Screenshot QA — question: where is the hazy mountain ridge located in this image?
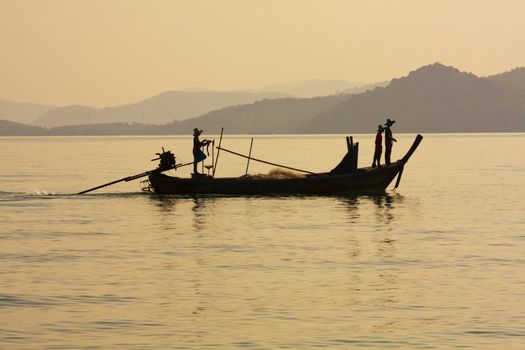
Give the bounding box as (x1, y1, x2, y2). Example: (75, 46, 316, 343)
(3, 63, 525, 135)
(339, 81, 389, 95)
(0, 95, 350, 136)
(33, 91, 291, 127)
(0, 100, 56, 124)
(486, 67, 525, 98)
(34, 105, 98, 128)
(0, 119, 45, 135)
(260, 79, 363, 97)
(2, 80, 377, 128)
(167, 95, 351, 135)
(179, 63, 525, 134)
(302, 63, 525, 133)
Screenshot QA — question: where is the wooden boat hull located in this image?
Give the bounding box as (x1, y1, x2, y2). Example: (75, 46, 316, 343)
(147, 162, 403, 195)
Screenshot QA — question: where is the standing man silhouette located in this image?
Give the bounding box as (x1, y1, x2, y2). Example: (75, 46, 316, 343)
(384, 118, 397, 165)
(372, 124, 384, 167)
(192, 128, 209, 175)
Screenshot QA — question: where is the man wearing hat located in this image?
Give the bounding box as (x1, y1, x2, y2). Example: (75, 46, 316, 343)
(384, 118, 397, 164)
(372, 124, 384, 167)
(193, 128, 210, 175)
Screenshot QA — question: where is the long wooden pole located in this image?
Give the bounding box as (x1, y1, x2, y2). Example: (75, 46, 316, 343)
(77, 175, 139, 195)
(77, 161, 193, 195)
(245, 137, 254, 175)
(217, 146, 317, 175)
(212, 127, 224, 177)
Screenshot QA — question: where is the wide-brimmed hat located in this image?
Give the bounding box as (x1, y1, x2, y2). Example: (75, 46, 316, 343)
(377, 125, 385, 132)
(193, 128, 203, 136)
(384, 118, 396, 127)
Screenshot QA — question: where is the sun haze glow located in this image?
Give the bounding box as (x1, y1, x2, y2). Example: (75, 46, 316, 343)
(1, 0, 525, 106)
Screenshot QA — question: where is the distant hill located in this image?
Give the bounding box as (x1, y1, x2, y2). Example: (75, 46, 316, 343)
(0, 119, 45, 136)
(486, 67, 525, 89)
(0, 100, 55, 124)
(169, 63, 525, 134)
(302, 63, 525, 133)
(2, 81, 372, 128)
(339, 81, 389, 95)
(168, 95, 351, 135)
(4, 63, 525, 135)
(33, 90, 290, 127)
(6, 94, 350, 136)
(34, 105, 98, 128)
(46, 122, 166, 136)
(261, 79, 363, 97)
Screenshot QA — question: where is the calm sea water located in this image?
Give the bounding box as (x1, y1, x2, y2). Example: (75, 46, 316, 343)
(1, 133, 524, 349)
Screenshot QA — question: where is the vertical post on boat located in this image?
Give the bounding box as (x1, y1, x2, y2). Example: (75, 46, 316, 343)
(212, 127, 224, 178)
(245, 137, 254, 176)
(352, 142, 359, 171)
(211, 140, 215, 172)
(347, 136, 354, 172)
(346, 136, 352, 153)
(201, 144, 205, 174)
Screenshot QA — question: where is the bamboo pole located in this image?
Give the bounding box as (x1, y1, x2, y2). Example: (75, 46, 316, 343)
(77, 161, 193, 194)
(245, 137, 254, 175)
(201, 144, 205, 174)
(211, 140, 215, 171)
(212, 127, 224, 177)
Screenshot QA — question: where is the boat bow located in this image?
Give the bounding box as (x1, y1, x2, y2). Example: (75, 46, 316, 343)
(394, 134, 423, 189)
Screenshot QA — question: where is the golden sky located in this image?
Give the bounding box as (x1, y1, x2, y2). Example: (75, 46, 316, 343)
(1, 0, 525, 106)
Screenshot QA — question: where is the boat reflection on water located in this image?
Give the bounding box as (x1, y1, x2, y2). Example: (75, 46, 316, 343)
(372, 192, 403, 225)
(330, 192, 405, 256)
(147, 191, 407, 230)
(323, 191, 405, 223)
(190, 197, 217, 230)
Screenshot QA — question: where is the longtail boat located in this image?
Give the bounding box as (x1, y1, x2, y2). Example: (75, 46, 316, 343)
(144, 134, 423, 195)
(77, 133, 422, 196)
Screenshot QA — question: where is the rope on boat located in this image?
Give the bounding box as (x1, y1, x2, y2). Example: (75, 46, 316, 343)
(216, 146, 318, 175)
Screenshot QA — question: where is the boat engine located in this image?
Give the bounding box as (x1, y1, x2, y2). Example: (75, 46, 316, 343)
(152, 147, 177, 171)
